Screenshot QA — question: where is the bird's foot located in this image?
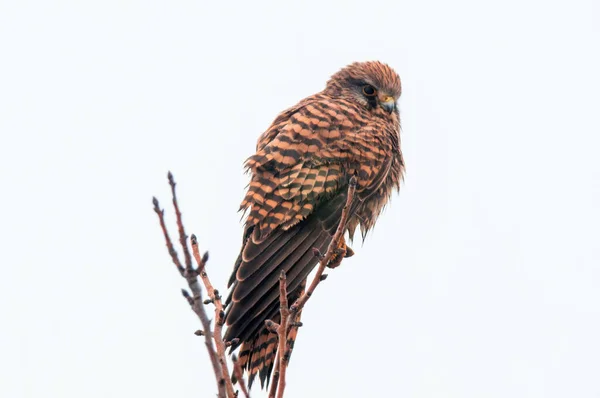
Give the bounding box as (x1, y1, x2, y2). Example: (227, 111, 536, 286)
(327, 236, 354, 268)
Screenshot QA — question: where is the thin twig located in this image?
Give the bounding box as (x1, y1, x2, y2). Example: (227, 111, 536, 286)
(276, 271, 289, 398)
(232, 354, 250, 398)
(282, 306, 303, 375)
(291, 176, 357, 314)
(152, 197, 185, 276)
(153, 192, 226, 398)
(168, 172, 193, 271)
(268, 355, 280, 398)
(271, 176, 358, 397)
(191, 235, 236, 398)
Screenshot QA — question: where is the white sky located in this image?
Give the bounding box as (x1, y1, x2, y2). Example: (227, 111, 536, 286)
(1, 1, 599, 397)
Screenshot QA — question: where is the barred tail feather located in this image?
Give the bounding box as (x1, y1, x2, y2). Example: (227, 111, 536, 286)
(233, 279, 306, 389)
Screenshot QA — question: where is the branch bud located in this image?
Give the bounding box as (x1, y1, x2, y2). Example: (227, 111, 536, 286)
(181, 289, 193, 305)
(265, 319, 280, 333)
(312, 247, 324, 259)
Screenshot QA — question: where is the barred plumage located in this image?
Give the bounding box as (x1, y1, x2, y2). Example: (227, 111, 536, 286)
(224, 61, 404, 389)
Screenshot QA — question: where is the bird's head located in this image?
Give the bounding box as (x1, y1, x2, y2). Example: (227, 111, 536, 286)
(325, 61, 401, 115)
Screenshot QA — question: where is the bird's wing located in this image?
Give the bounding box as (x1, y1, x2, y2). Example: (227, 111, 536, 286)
(224, 98, 390, 348)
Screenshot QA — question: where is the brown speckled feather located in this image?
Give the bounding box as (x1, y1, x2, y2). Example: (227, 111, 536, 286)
(224, 61, 404, 389)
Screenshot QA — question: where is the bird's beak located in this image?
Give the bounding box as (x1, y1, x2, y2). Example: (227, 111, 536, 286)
(380, 95, 396, 113)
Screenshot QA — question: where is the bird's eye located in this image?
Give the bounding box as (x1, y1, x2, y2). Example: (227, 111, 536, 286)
(362, 85, 377, 97)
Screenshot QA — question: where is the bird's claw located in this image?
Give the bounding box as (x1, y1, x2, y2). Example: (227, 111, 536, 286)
(326, 236, 354, 268)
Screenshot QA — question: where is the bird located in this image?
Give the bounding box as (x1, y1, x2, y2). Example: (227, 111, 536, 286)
(223, 61, 404, 389)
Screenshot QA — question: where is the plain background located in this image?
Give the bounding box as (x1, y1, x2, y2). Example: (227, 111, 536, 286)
(1, 1, 599, 397)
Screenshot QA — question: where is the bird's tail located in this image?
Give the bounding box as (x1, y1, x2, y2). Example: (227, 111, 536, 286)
(234, 279, 306, 389)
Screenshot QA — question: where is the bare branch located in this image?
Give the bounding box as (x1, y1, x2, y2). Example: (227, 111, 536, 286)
(268, 355, 280, 398)
(191, 234, 236, 398)
(270, 176, 358, 396)
(155, 173, 358, 397)
(154, 174, 228, 398)
(276, 271, 290, 398)
(232, 354, 250, 398)
(291, 176, 357, 314)
(152, 197, 185, 276)
(168, 171, 193, 271)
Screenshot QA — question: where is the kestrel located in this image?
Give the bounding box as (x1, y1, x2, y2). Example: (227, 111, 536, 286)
(224, 61, 404, 388)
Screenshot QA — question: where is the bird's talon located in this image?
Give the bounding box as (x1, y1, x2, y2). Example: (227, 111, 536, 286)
(344, 246, 355, 258)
